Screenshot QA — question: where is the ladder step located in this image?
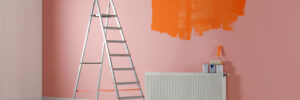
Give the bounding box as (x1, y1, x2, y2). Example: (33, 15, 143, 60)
(101, 14, 117, 17)
(91, 14, 117, 17)
(76, 89, 140, 93)
(101, 88, 140, 92)
(113, 68, 134, 71)
(104, 26, 122, 30)
(116, 81, 138, 85)
(107, 40, 126, 43)
(110, 54, 131, 57)
(119, 96, 144, 100)
(81, 62, 102, 64)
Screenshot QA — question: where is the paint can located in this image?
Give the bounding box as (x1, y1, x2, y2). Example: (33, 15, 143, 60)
(210, 64, 216, 73)
(202, 64, 209, 73)
(216, 64, 223, 73)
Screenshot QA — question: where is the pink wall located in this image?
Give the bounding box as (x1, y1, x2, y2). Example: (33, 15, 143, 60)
(43, 0, 300, 100)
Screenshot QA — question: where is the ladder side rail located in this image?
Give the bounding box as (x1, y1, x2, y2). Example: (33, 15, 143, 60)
(73, 0, 96, 100)
(109, 0, 145, 99)
(95, 0, 120, 100)
(96, 2, 111, 100)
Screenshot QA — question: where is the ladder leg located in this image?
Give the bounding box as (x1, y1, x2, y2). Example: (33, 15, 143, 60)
(95, 0, 120, 99)
(73, 0, 96, 100)
(109, 0, 145, 99)
(95, 44, 105, 100)
(96, 2, 111, 100)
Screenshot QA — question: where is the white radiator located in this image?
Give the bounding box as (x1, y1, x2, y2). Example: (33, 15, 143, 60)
(145, 73, 226, 100)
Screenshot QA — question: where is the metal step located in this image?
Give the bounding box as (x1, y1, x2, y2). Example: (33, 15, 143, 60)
(91, 14, 117, 17)
(113, 68, 134, 71)
(116, 81, 138, 85)
(101, 14, 117, 17)
(107, 40, 126, 43)
(119, 96, 143, 100)
(104, 26, 122, 30)
(110, 54, 130, 57)
(81, 62, 102, 64)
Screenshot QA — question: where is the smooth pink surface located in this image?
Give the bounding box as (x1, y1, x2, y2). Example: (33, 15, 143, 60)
(43, 0, 300, 100)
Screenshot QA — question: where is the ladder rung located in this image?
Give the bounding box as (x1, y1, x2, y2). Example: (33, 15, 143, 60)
(104, 26, 122, 30)
(107, 40, 126, 43)
(101, 14, 117, 17)
(116, 81, 138, 85)
(110, 54, 131, 57)
(81, 62, 102, 64)
(76, 88, 140, 93)
(100, 88, 140, 92)
(91, 14, 117, 17)
(113, 68, 134, 71)
(119, 96, 144, 100)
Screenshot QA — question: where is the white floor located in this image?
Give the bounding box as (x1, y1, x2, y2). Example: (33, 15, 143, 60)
(43, 97, 89, 100)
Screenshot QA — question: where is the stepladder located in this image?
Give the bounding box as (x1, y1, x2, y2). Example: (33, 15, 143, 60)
(73, 0, 145, 100)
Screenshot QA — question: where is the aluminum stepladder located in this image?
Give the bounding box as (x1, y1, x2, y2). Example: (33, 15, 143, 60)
(72, 0, 145, 100)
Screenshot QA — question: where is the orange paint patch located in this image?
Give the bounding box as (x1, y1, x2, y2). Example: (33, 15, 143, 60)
(152, 0, 246, 40)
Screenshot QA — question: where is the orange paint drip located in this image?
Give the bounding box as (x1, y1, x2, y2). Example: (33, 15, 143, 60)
(152, 0, 246, 40)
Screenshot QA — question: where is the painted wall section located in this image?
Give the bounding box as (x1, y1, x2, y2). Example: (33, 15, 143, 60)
(152, 0, 246, 40)
(0, 0, 42, 100)
(43, 0, 300, 100)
